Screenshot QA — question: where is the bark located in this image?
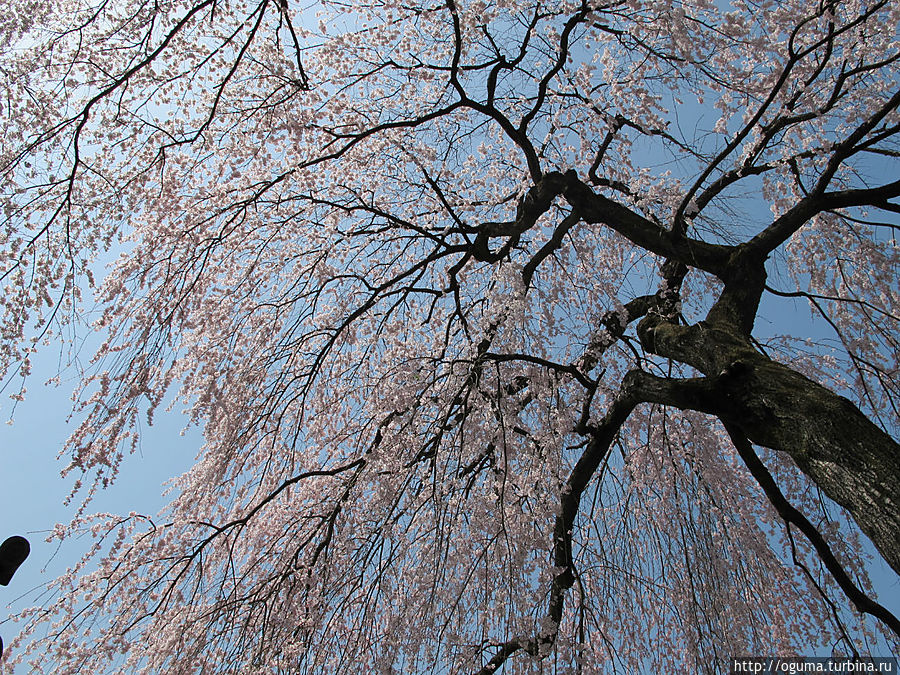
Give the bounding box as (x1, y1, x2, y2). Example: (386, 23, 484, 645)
(636, 315, 900, 576)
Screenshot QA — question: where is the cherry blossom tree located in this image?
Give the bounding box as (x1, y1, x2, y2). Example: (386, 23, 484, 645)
(1, 0, 899, 672)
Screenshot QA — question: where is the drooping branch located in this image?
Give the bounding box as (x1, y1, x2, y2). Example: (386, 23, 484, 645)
(5, 0, 900, 670)
(625, 354, 900, 578)
(623, 365, 900, 634)
(477, 378, 640, 674)
(722, 423, 900, 638)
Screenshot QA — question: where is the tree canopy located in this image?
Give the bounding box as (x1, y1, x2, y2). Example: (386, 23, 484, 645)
(1, 0, 899, 672)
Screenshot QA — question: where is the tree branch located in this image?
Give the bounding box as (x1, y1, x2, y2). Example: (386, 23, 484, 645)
(722, 424, 900, 638)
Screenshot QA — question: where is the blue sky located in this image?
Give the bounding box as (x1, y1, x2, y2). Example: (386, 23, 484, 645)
(0, 340, 199, 671)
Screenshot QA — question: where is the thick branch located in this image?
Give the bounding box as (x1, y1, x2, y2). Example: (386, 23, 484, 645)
(746, 179, 900, 256)
(476, 380, 640, 674)
(722, 424, 900, 637)
(627, 350, 900, 578)
(560, 172, 731, 275)
(521, 211, 580, 288)
(577, 294, 656, 374)
(472, 171, 570, 261)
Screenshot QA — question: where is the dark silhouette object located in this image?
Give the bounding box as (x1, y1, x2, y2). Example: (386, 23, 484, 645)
(0, 535, 30, 658)
(0, 536, 29, 586)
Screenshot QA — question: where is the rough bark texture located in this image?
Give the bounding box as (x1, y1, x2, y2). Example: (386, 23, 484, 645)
(5, 1, 900, 671)
(636, 314, 900, 576)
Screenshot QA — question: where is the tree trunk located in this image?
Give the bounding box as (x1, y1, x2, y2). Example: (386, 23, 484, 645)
(636, 316, 900, 576)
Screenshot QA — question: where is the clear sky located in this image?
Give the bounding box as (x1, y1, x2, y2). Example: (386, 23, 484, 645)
(0, 336, 199, 671)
